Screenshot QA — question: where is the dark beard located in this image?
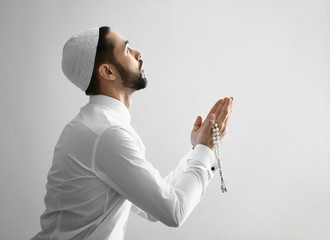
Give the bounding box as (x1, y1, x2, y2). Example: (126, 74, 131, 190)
(114, 61, 147, 91)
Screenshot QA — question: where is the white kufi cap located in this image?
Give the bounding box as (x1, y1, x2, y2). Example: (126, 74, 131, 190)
(62, 28, 99, 91)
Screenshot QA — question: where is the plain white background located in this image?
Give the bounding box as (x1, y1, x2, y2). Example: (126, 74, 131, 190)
(0, 0, 329, 239)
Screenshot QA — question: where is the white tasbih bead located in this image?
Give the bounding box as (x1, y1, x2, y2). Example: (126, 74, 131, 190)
(212, 123, 227, 193)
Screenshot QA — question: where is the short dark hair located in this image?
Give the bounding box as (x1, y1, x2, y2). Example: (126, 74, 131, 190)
(85, 26, 116, 95)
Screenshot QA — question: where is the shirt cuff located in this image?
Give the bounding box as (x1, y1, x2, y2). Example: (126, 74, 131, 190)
(189, 144, 218, 175)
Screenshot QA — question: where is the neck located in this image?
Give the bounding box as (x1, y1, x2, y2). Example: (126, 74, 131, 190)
(100, 87, 134, 109)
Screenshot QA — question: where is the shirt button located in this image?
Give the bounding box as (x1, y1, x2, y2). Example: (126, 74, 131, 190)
(211, 167, 215, 171)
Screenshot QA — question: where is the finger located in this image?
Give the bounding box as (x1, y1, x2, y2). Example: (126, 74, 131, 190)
(228, 97, 234, 113)
(206, 99, 223, 120)
(218, 101, 233, 136)
(215, 97, 233, 119)
(224, 112, 232, 127)
(214, 97, 229, 120)
(216, 97, 234, 139)
(223, 100, 233, 121)
(192, 115, 203, 131)
(216, 98, 231, 123)
(220, 114, 231, 137)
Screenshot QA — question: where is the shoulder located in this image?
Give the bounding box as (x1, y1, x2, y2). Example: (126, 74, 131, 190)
(74, 103, 130, 136)
(99, 126, 139, 148)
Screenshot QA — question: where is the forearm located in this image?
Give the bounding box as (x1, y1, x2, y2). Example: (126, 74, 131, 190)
(133, 145, 217, 224)
(169, 144, 216, 226)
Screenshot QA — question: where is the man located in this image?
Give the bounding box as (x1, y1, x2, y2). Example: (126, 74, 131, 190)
(32, 26, 233, 240)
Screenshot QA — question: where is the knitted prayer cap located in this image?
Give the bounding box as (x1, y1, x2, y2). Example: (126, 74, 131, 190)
(62, 28, 99, 91)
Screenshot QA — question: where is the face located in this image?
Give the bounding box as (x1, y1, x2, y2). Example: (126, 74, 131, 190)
(107, 31, 147, 90)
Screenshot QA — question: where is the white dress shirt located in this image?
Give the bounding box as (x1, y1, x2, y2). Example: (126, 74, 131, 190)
(32, 95, 218, 240)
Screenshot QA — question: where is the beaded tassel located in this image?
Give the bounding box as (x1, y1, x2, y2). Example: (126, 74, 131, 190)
(212, 123, 227, 193)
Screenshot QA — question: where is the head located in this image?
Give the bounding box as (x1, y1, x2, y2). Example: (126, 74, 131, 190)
(86, 26, 147, 95)
(62, 26, 147, 95)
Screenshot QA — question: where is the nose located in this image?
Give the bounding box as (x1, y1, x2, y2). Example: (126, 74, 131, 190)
(135, 49, 142, 61)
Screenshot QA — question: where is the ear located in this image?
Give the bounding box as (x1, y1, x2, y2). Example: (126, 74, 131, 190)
(98, 63, 116, 81)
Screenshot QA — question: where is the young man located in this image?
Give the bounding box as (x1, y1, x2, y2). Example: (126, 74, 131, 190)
(32, 26, 233, 240)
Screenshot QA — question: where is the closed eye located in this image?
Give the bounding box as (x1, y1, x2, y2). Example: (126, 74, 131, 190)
(124, 40, 130, 54)
(126, 47, 131, 54)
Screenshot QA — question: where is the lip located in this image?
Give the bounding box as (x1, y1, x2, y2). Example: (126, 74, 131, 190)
(140, 61, 146, 76)
(140, 68, 146, 77)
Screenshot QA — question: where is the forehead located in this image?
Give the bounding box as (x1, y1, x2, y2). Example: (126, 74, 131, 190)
(107, 31, 126, 48)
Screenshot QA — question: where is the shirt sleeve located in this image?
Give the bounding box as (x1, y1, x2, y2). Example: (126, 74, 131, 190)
(163, 148, 218, 186)
(130, 203, 158, 222)
(93, 126, 217, 227)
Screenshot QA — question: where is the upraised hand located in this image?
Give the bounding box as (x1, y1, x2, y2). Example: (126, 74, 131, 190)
(191, 97, 234, 149)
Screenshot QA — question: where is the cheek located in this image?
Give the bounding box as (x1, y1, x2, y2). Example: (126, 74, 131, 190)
(118, 54, 139, 71)
(126, 55, 139, 68)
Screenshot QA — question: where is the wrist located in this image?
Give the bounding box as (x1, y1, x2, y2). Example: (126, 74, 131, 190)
(198, 143, 213, 151)
(190, 144, 215, 170)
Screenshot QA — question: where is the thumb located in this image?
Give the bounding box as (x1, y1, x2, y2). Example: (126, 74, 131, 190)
(193, 115, 203, 132)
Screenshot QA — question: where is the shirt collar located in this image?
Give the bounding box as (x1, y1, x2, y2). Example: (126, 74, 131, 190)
(89, 95, 131, 124)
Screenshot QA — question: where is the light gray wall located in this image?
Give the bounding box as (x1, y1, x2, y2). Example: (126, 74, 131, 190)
(0, 0, 329, 239)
